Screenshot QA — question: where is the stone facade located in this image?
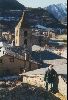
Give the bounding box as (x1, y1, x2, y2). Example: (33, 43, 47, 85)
(15, 28, 32, 48)
(23, 75, 45, 88)
(0, 54, 38, 76)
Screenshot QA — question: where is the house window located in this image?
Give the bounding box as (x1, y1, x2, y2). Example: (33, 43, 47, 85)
(10, 57, 14, 62)
(3, 51, 4, 54)
(0, 59, 2, 63)
(0, 50, 1, 52)
(24, 31, 27, 37)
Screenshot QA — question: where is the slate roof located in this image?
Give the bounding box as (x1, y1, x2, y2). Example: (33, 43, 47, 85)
(31, 50, 63, 62)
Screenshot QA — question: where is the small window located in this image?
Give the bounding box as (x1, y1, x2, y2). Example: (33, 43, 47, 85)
(0, 47, 2, 49)
(3, 51, 4, 54)
(7, 47, 10, 50)
(0, 59, 2, 63)
(10, 57, 14, 62)
(0, 50, 1, 52)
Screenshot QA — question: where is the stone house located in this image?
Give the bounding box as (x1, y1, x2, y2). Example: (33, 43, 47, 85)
(0, 41, 13, 57)
(2, 31, 15, 42)
(0, 52, 39, 76)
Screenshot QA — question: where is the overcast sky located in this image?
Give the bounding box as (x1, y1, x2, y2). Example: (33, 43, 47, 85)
(17, 0, 67, 8)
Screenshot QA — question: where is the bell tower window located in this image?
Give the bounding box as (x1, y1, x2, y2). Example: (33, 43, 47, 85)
(24, 31, 27, 37)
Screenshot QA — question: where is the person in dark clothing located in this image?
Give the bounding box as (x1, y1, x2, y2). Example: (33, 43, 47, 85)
(44, 64, 59, 93)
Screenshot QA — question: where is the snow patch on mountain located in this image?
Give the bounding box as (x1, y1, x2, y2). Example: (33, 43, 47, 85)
(47, 3, 67, 21)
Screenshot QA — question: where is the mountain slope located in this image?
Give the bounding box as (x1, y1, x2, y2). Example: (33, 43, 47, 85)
(0, 0, 25, 10)
(0, 0, 26, 32)
(47, 3, 67, 24)
(0, 3, 66, 32)
(21, 8, 66, 29)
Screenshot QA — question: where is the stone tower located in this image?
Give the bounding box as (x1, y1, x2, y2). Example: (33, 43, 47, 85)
(15, 11, 32, 50)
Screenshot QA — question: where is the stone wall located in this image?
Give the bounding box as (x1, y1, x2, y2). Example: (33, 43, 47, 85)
(23, 75, 45, 88)
(58, 76, 67, 96)
(23, 74, 67, 97)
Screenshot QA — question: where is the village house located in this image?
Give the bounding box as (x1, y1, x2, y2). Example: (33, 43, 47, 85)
(0, 41, 12, 57)
(2, 31, 15, 43)
(0, 51, 40, 76)
(42, 31, 55, 38)
(0, 41, 41, 76)
(0, 46, 65, 77)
